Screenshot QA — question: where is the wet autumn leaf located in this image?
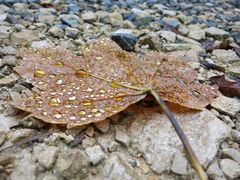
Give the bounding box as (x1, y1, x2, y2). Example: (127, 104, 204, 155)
(12, 38, 218, 179)
(14, 38, 218, 128)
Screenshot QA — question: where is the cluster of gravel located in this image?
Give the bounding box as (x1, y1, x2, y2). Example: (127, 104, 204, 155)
(0, 0, 240, 179)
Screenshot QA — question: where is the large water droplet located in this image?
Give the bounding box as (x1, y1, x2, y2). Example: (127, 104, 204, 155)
(49, 97, 61, 106)
(55, 61, 64, 66)
(68, 96, 77, 101)
(41, 111, 48, 116)
(79, 110, 86, 116)
(53, 114, 62, 119)
(34, 70, 45, 78)
(91, 108, 98, 113)
(82, 99, 92, 106)
(99, 89, 106, 94)
(69, 116, 77, 120)
(112, 92, 125, 102)
(94, 113, 101, 117)
(75, 70, 89, 78)
(86, 87, 93, 92)
(56, 79, 63, 85)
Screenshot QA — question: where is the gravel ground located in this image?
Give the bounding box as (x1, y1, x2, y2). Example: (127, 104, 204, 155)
(0, 0, 240, 180)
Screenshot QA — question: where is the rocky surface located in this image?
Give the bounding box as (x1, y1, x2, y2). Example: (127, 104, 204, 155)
(0, 0, 239, 179)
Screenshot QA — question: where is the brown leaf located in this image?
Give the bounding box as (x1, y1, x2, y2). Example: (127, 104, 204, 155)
(210, 75, 240, 97)
(13, 38, 218, 127)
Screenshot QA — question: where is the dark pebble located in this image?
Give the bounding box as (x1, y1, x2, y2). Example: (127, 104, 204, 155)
(111, 31, 137, 51)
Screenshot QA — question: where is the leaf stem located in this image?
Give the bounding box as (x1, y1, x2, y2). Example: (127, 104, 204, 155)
(150, 89, 208, 180)
(77, 69, 146, 92)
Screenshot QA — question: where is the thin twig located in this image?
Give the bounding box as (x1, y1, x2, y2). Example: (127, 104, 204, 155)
(150, 89, 208, 180)
(0, 132, 52, 153)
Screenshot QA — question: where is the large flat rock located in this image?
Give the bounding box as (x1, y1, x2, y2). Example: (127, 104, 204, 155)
(127, 106, 231, 174)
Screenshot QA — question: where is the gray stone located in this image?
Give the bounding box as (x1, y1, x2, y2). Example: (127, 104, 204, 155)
(37, 15, 56, 25)
(38, 146, 59, 169)
(10, 31, 38, 46)
(178, 25, 189, 35)
(221, 115, 235, 128)
(205, 27, 230, 40)
(160, 30, 176, 42)
(0, 131, 6, 146)
(40, 0, 53, 5)
(55, 149, 89, 179)
(65, 27, 79, 39)
(82, 137, 96, 149)
(8, 129, 34, 143)
(102, 153, 142, 180)
(0, 114, 18, 131)
(232, 129, 240, 143)
(138, 32, 161, 50)
(48, 26, 64, 38)
(161, 43, 203, 52)
(15, 24, 25, 32)
(44, 132, 74, 146)
(115, 129, 130, 147)
(221, 148, 240, 164)
(13, 3, 28, 11)
(171, 151, 188, 175)
(188, 28, 205, 40)
(0, 73, 19, 86)
(177, 35, 202, 46)
(40, 172, 58, 180)
(21, 115, 46, 129)
(207, 161, 226, 180)
(108, 12, 123, 27)
(220, 159, 240, 179)
(227, 65, 240, 78)
(128, 106, 231, 174)
(59, 40, 75, 50)
(94, 119, 110, 133)
(2, 55, 17, 66)
(82, 11, 97, 23)
(97, 134, 119, 152)
(211, 94, 240, 116)
(10, 150, 36, 180)
(0, 153, 15, 166)
(85, 145, 105, 165)
(0, 46, 17, 55)
(0, 13, 8, 21)
(162, 10, 176, 16)
(162, 17, 180, 27)
(130, 8, 152, 26)
(31, 40, 53, 49)
(169, 50, 199, 62)
(212, 49, 239, 63)
(59, 14, 80, 27)
(0, 26, 12, 39)
(0, 5, 9, 14)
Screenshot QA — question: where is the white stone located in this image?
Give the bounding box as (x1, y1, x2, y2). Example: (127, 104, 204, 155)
(85, 145, 105, 165)
(212, 49, 239, 63)
(127, 106, 231, 174)
(220, 159, 240, 179)
(211, 94, 240, 116)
